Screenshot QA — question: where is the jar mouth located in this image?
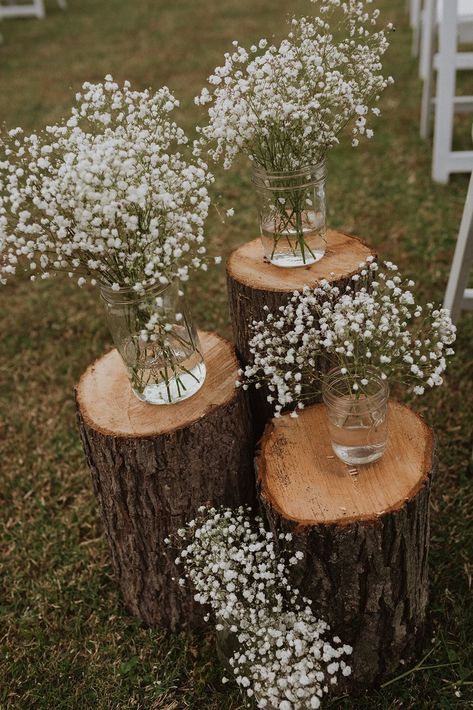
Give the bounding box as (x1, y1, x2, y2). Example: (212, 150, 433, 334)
(251, 159, 327, 189)
(322, 366, 389, 407)
(100, 277, 179, 305)
(252, 158, 327, 177)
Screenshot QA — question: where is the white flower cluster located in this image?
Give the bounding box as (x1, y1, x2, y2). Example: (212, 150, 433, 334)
(195, 0, 393, 171)
(172, 506, 352, 709)
(240, 258, 456, 415)
(0, 76, 217, 289)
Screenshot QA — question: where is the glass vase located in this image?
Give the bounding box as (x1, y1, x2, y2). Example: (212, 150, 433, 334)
(100, 279, 206, 405)
(252, 160, 327, 268)
(322, 368, 389, 465)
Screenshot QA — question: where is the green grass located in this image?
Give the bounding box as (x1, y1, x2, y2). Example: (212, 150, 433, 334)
(1, 0, 473, 707)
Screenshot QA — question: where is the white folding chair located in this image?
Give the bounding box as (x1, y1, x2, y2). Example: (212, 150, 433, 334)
(0, 0, 66, 20)
(419, 0, 473, 78)
(420, 0, 473, 183)
(0, 1, 45, 19)
(443, 171, 473, 323)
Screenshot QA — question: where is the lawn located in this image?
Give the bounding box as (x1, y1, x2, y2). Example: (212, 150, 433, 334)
(0, 0, 472, 708)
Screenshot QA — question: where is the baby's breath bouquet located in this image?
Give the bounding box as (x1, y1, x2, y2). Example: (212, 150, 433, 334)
(0, 76, 219, 404)
(196, 0, 393, 267)
(172, 506, 352, 709)
(240, 259, 456, 463)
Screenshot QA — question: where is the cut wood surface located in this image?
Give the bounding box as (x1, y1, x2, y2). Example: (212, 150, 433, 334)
(226, 229, 375, 294)
(226, 230, 377, 436)
(76, 331, 255, 630)
(257, 400, 436, 689)
(259, 401, 432, 524)
(77, 331, 241, 437)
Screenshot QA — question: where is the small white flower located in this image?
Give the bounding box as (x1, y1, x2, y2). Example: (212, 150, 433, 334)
(0, 77, 220, 289)
(173, 506, 352, 709)
(239, 261, 455, 414)
(194, 4, 392, 171)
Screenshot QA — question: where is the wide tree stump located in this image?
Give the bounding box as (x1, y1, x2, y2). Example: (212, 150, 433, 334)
(76, 331, 255, 630)
(226, 230, 376, 435)
(257, 401, 436, 690)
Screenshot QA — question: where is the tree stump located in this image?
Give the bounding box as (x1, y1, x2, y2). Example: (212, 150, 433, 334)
(226, 230, 376, 435)
(76, 331, 255, 630)
(256, 401, 436, 690)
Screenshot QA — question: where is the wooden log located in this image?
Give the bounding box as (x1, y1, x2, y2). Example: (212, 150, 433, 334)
(76, 331, 255, 630)
(226, 230, 377, 435)
(256, 401, 436, 690)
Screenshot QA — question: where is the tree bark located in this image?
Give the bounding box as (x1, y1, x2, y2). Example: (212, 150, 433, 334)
(76, 331, 255, 630)
(226, 230, 377, 436)
(256, 401, 436, 690)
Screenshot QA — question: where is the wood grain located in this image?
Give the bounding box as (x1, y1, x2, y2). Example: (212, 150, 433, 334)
(226, 230, 375, 292)
(258, 401, 434, 525)
(76, 331, 239, 437)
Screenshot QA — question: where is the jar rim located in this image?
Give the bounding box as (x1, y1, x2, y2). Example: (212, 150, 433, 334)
(322, 366, 389, 407)
(251, 159, 327, 192)
(251, 158, 327, 179)
(100, 277, 179, 305)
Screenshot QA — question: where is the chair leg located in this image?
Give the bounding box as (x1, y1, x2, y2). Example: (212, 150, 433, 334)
(420, 69, 432, 139)
(420, 0, 436, 138)
(412, 0, 422, 57)
(419, 1, 434, 81)
(432, 0, 458, 184)
(443, 173, 473, 323)
(34, 0, 45, 18)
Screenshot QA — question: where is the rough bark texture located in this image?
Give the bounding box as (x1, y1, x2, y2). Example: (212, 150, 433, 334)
(226, 231, 377, 436)
(256, 402, 436, 690)
(76, 331, 255, 630)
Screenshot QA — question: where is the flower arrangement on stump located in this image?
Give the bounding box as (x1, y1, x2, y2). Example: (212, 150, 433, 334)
(240, 258, 456, 464)
(0, 76, 219, 404)
(171, 506, 352, 709)
(195, 0, 393, 267)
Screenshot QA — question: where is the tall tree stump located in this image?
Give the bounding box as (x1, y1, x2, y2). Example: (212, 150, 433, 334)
(256, 401, 436, 690)
(76, 331, 255, 630)
(226, 230, 376, 435)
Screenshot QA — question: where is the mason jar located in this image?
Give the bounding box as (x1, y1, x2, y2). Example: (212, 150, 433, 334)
(100, 279, 206, 405)
(252, 160, 327, 268)
(322, 367, 389, 465)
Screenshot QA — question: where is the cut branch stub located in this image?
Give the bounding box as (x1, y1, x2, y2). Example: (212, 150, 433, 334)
(76, 331, 255, 630)
(226, 230, 377, 435)
(256, 400, 436, 689)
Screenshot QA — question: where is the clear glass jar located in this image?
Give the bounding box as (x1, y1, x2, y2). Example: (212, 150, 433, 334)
(322, 368, 389, 465)
(100, 279, 206, 405)
(252, 160, 327, 268)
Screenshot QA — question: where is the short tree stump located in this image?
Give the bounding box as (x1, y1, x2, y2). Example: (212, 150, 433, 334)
(256, 400, 436, 689)
(76, 331, 255, 630)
